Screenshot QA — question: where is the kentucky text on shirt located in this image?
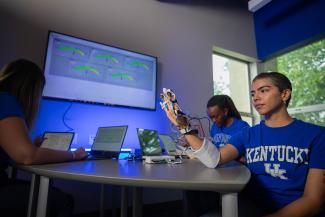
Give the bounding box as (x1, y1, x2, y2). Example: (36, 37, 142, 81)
(214, 133, 231, 144)
(246, 145, 309, 164)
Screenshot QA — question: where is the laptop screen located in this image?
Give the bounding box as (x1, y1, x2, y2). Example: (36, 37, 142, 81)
(137, 128, 162, 156)
(92, 126, 128, 152)
(159, 134, 177, 154)
(41, 132, 74, 151)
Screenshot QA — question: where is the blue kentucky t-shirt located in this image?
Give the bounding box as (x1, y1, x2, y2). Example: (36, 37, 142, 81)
(210, 117, 249, 148)
(230, 119, 325, 212)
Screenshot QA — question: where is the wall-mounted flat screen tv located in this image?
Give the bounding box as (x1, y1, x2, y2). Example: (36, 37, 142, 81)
(43, 31, 157, 110)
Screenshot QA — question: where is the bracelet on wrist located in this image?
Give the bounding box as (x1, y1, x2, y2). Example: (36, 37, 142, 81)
(179, 126, 198, 135)
(184, 129, 199, 135)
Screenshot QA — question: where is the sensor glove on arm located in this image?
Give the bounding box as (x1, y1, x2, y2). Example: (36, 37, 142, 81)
(192, 138, 220, 168)
(160, 88, 220, 168)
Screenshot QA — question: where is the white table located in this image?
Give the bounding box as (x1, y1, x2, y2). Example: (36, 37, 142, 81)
(21, 159, 250, 217)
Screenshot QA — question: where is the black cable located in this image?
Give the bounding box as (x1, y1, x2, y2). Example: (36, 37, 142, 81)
(62, 102, 74, 132)
(188, 115, 211, 134)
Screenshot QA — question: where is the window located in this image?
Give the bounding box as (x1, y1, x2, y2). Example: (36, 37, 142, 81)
(261, 39, 325, 127)
(212, 53, 255, 125)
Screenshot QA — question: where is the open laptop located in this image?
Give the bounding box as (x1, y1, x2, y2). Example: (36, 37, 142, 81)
(137, 128, 175, 162)
(158, 134, 178, 156)
(137, 128, 162, 156)
(41, 132, 74, 151)
(87, 126, 128, 160)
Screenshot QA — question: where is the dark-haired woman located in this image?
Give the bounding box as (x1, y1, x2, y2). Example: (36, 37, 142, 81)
(207, 95, 249, 149)
(0, 59, 87, 217)
(162, 72, 324, 217)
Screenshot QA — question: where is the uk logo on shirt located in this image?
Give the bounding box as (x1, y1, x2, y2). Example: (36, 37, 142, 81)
(264, 163, 288, 179)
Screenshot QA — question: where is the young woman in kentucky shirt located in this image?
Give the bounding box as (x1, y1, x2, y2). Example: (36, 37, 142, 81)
(162, 72, 324, 217)
(207, 95, 249, 148)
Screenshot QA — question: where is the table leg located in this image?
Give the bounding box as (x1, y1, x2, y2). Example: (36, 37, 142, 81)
(111, 186, 118, 217)
(100, 184, 105, 217)
(36, 176, 50, 217)
(182, 190, 189, 217)
(221, 193, 238, 217)
(27, 174, 40, 217)
(120, 186, 128, 217)
(132, 187, 142, 217)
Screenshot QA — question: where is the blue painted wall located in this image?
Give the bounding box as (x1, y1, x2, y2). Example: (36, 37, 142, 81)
(31, 98, 170, 150)
(254, 0, 325, 60)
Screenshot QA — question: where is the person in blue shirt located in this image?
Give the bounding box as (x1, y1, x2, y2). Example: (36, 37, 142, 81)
(162, 72, 324, 217)
(0, 59, 88, 217)
(207, 95, 249, 148)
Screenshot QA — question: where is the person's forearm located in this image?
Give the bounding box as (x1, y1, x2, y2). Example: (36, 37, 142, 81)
(183, 135, 239, 168)
(184, 134, 204, 150)
(265, 196, 323, 217)
(185, 136, 220, 168)
(22, 147, 72, 165)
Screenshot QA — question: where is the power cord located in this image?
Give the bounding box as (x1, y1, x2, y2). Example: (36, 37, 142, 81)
(62, 102, 74, 132)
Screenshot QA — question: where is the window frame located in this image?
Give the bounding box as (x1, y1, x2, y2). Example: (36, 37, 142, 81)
(212, 48, 258, 125)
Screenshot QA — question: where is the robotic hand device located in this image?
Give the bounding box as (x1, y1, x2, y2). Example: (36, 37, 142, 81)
(160, 88, 198, 135)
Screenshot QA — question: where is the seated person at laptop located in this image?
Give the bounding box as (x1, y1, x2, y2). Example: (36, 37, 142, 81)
(160, 73, 324, 217)
(0, 59, 87, 217)
(206, 95, 249, 149)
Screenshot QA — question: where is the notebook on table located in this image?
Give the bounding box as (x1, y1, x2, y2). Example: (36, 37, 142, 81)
(41, 132, 74, 151)
(86, 126, 128, 160)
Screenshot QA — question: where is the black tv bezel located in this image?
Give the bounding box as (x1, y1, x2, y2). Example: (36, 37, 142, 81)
(42, 30, 157, 111)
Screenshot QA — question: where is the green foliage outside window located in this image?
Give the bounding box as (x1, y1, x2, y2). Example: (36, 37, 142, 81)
(265, 39, 325, 126)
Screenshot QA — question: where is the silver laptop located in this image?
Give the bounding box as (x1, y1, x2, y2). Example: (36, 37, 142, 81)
(158, 134, 177, 156)
(87, 126, 128, 159)
(41, 132, 74, 151)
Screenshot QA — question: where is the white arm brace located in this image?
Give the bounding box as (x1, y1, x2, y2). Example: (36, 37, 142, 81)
(192, 138, 220, 168)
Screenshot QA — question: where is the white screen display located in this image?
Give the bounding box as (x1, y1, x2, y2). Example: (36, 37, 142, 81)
(41, 132, 74, 151)
(43, 31, 157, 109)
(92, 126, 128, 151)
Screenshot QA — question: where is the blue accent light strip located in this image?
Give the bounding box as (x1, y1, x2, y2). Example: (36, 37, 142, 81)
(31, 97, 170, 151)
